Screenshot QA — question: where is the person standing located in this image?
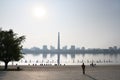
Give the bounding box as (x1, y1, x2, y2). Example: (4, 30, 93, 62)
(81, 63, 85, 74)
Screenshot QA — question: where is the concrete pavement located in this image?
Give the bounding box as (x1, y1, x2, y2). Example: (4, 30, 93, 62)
(0, 65, 120, 80)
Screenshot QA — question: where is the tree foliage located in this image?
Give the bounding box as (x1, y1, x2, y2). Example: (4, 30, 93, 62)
(0, 29, 25, 70)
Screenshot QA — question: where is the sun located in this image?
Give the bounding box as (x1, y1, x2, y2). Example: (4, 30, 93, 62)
(33, 6, 46, 18)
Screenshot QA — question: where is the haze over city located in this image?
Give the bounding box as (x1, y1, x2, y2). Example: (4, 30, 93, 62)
(0, 0, 120, 49)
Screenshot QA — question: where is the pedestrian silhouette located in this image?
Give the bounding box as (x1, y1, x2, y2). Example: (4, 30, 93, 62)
(81, 63, 85, 74)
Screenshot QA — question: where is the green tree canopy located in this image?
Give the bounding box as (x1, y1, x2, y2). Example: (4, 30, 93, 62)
(0, 29, 25, 70)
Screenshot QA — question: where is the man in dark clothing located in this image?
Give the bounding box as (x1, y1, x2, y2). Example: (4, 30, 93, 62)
(81, 63, 85, 74)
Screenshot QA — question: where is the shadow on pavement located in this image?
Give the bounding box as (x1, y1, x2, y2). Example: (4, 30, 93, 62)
(85, 74, 97, 80)
(0, 71, 7, 80)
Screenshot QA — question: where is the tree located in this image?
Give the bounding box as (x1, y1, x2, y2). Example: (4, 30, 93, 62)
(0, 29, 25, 70)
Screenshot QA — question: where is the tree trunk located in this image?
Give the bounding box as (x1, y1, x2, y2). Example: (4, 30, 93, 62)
(4, 61, 8, 70)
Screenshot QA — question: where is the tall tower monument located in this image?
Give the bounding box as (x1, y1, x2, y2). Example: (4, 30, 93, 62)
(57, 32, 60, 65)
(58, 32, 60, 50)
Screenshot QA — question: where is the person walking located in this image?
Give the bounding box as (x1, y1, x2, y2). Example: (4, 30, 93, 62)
(81, 63, 85, 74)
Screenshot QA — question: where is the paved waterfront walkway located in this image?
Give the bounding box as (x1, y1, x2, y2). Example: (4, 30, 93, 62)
(0, 65, 120, 80)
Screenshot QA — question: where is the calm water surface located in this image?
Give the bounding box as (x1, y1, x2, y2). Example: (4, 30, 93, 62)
(0, 53, 120, 65)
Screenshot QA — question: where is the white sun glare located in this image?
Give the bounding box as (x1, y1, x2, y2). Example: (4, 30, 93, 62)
(33, 6, 46, 18)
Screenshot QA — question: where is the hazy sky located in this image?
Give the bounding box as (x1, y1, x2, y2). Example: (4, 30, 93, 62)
(0, 0, 120, 49)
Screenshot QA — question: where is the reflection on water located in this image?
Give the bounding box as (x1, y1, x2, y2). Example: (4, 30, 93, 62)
(0, 53, 120, 65)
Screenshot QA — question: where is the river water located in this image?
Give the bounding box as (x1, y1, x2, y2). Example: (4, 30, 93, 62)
(0, 53, 120, 66)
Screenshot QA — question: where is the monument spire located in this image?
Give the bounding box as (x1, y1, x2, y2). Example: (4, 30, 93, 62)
(57, 32, 60, 65)
(58, 32, 60, 50)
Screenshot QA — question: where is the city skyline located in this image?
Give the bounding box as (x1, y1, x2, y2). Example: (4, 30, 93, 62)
(24, 32, 119, 51)
(0, 0, 120, 48)
(28, 45, 119, 50)
(23, 32, 120, 50)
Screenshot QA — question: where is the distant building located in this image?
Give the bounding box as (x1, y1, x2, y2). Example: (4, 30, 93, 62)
(30, 47, 40, 51)
(43, 45, 48, 50)
(70, 45, 75, 50)
(62, 46, 67, 50)
(76, 47, 80, 50)
(50, 46, 55, 50)
(113, 46, 117, 50)
(81, 47, 85, 50)
(109, 47, 113, 50)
